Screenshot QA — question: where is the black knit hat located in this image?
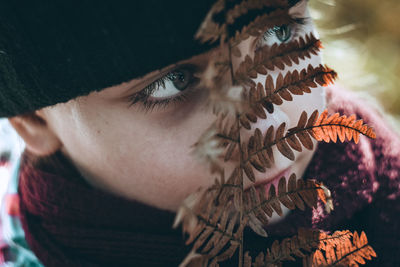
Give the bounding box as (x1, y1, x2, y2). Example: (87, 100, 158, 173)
(0, 0, 216, 117)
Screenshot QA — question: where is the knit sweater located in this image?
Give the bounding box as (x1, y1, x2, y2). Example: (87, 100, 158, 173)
(0, 85, 399, 266)
(265, 86, 400, 266)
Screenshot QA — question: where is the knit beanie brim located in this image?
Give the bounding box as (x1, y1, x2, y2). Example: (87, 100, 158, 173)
(0, 0, 216, 117)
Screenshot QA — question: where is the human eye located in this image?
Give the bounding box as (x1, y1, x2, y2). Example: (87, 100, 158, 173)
(256, 17, 309, 48)
(127, 65, 200, 113)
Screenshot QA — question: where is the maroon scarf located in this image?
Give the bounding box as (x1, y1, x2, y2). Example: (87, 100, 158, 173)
(18, 152, 191, 267)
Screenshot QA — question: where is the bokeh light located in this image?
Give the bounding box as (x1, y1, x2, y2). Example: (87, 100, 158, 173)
(310, 0, 400, 127)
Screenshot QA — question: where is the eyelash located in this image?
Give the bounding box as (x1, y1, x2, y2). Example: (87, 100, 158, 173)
(256, 16, 309, 48)
(131, 91, 190, 113)
(127, 65, 199, 113)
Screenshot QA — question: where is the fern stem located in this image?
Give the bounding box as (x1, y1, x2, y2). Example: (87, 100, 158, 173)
(235, 37, 322, 84)
(243, 123, 371, 166)
(317, 232, 352, 243)
(304, 123, 369, 136)
(258, 69, 335, 105)
(216, 133, 240, 143)
(235, 112, 244, 267)
(228, 43, 236, 86)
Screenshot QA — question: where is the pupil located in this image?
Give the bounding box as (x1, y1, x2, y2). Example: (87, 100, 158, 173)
(274, 25, 291, 43)
(169, 70, 191, 91)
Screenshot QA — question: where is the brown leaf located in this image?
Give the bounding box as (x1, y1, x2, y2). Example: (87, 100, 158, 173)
(243, 162, 255, 182)
(311, 109, 376, 144)
(250, 157, 266, 173)
(286, 134, 302, 152)
(257, 151, 271, 168)
(258, 186, 273, 217)
(297, 180, 318, 209)
(224, 142, 237, 162)
(252, 104, 267, 119)
(278, 177, 295, 210)
(245, 112, 257, 123)
(231, 46, 242, 57)
(297, 131, 314, 150)
(279, 88, 293, 101)
(287, 174, 305, 211)
(254, 128, 263, 149)
(268, 185, 283, 216)
(240, 115, 251, 130)
(261, 99, 274, 113)
(297, 111, 308, 128)
(276, 123, 295, 161)
(264, 75, 274, 94)
(264, 126, 275, 164)
(276, 73, 284, 89)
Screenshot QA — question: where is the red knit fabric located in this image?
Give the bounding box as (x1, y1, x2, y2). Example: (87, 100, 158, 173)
(17, 86, 400, 266)
(18, 153, 191, 266)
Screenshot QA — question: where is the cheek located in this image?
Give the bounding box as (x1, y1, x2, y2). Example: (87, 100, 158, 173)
(114, 125, 215, 210)
(63, 101, 217, 211)
(125, 138, 211, 198)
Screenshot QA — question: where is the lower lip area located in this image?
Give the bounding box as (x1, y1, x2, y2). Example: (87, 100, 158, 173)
(245, 167, 292, 193)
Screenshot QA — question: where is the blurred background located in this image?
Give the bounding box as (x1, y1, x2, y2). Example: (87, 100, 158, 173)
(310, 0, 400, 128)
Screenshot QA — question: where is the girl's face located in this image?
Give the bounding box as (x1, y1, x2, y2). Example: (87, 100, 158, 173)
(37, 1, 325, 212)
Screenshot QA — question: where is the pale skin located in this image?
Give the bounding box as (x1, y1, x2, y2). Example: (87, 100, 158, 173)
(9, 1, 324, 217)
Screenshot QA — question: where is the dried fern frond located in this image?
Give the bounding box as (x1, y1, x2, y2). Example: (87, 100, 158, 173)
(244, 174, 332, 235)
(240, 125, 278, 182)
(246, 229, 375, 267)
(238, 65, 337, 129)
(235, 33, 323, 84)
(176, 187, 248, 267)
(177, 0, 381, 266)
(261, 34, 323, 70)
(191, 112, 242, 175)
(208, 167, 243, 210)
(247, 228, 321, 267)
(286, 110, 377, 146)
(240, 109, 376, 166)
(214, 114, 241, 163)
(241, 123, 302, 174)
(263, 64, 337, 105)
(311, 110, 377, 144)
(315, 230, 353, 251)
(304, 231, 377, 267)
